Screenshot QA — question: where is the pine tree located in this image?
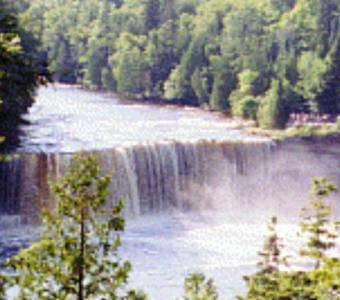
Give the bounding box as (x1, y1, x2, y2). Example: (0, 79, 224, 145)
(257, 217, 289, 274)
(316, 36, 340, 114)
(144, 0, 161, 32)
(1, 154, 145, 300)
(0, 0, 49, 119)
(299, 177, 338, 269)
(181, 273, 218, 300)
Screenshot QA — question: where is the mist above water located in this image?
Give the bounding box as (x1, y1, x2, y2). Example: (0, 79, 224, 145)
(0, 86, 339, 299)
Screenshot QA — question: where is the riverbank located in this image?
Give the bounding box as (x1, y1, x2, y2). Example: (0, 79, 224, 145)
(245, 123, 340, 141)
(49, 82, 244, 127)
(47, 83, 340, 143)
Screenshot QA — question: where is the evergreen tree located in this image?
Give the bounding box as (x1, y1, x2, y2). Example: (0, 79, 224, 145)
(1, 154, 145, 300)
(316, 36, 340, 114)
(191, 68, 210, 105)
(257, 79, 287, 129)
(299, 177, 338, 269)
(17, 0, 340, 128)
(239, 178, 340, 300)
(101, 67, 116, 92)
(181, 273, 218, 300)
(257, 217, 289, 274)
(144, 0, 161, 32)
(0, 0, 49, 119)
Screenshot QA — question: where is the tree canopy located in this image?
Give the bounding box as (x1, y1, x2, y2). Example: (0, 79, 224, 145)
(17, 0, 340, 128)
(0, 0, 49, 120)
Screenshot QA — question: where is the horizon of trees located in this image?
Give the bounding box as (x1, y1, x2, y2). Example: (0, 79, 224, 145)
(14, 0, 340, 128)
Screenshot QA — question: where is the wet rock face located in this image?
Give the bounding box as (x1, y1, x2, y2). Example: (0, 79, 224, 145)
(0, 137, 339, 228)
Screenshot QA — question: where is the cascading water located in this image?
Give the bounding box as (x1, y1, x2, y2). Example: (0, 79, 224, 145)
(0, 86, 340, 299)
(0, 140, 275, 223)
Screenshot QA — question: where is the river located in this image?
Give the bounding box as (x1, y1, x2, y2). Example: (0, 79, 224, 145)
(0, 86, 340, 299)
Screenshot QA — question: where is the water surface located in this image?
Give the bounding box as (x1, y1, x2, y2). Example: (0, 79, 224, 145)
(18, 86, 266, 153)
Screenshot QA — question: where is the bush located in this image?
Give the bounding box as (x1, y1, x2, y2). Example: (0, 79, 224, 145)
(233, 96, 259, 121)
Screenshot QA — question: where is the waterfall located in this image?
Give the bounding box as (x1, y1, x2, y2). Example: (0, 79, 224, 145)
(0, 138, 340, 228)
(0, 140, 267, 223)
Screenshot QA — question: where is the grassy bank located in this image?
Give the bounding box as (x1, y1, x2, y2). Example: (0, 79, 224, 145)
(245, 121, 340, 141)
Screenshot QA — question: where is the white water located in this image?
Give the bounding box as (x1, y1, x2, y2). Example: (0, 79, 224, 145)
(122, 212, 302, 299)
(1, 86, 340, 299)
(18, 86, 266, 153)
(0, 213, 302, 299)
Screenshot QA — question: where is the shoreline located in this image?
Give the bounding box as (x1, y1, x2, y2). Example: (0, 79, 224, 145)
(47, 82, 241, 124)
(44, 83, 340, 142)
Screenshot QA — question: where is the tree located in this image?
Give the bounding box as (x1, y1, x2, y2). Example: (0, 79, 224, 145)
(181, 273, 218, 300)
(257, 79, 287, 129)
(316, 35, 340, 114)
(143, 0, 161, 32)
(209, 56, 236, 111)
(239, 177, 339, 300)
(1, 154, 144, 300)
(191, 68, 210, 105)
(111, 32, 148, 96)
(0, 0, 49, 119)
(299, 177, 338, 269)
(230, 70, 260, 120)
(102, 67, 116, 92)
(17, 0, 340, 128)
(257, 217, 289, 274)
(145, 20, 179, 97)
(297, 51, 327, 111)
(238, 217, 290, 300)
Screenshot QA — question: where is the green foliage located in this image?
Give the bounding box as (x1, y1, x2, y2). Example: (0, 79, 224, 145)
(299, 177, 338, 268)
(239, 177, 339, 300)
(285, 123, 340, 138)
(17, 0, 340, 126)
(316, 35, 340, 114)
(0, 274, 6, 299)
(257, 80, 287, 129)
(209, 57, 236, 111)
(297, 51, 327, 111)
(257, 217, 289, 274)
(181, 273, 218, 300)
(101, 67, 116, 92)
(191, 68, 210, 105)
(0, 0, 49, 119)
(143, 0, 161, 31)
(1, 154, 144, 300)
(230, 70, 260, 120)
(233, 96, 259, 121)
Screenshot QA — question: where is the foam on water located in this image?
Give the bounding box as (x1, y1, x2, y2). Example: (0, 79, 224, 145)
(0, 86, 339, 299)
(17, 86, 268, 153)
(121, 212, 301, 299)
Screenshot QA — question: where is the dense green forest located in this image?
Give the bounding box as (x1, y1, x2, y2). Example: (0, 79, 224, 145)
(0, 0, 48, 120)
(13, 0, 340, 128)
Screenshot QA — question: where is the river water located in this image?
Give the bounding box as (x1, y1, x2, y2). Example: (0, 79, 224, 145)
(1, 86, 339, 299)
(17, 86, 264, 153)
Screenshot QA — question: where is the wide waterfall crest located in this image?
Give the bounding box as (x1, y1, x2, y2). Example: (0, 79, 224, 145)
(0, 140, 276, 225)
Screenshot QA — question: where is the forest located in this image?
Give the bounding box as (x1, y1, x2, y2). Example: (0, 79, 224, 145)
(1, 1, 340, 299)
(9, 0, 339, 129)
(0, 0, 48, 121)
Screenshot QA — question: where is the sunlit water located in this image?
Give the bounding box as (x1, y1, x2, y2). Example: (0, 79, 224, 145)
(0, 212, 302, 299)
(122, 212, 302, 299)
(18, 85, 267, 153)
(0, 86, 317, 299)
